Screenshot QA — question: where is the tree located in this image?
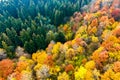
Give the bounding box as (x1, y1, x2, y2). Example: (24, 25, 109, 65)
(24, 40, 36, 54)
(46, 31, 55, 44)
(55, 31, 66, 43)
(2, 41, 15, 58)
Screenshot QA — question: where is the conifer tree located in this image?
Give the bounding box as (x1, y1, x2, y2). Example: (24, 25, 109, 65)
(24, 40, 36, 54)
(2, 41, 15, 58)
(55, 31, 66, 43)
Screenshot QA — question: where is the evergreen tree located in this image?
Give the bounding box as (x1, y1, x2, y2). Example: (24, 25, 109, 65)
(2, 41, 15, 58)
(55, 31, 66, 43)
(46, 31, 55, 44)
(24, 40, 36, 54)
(20, 29, 31, 44)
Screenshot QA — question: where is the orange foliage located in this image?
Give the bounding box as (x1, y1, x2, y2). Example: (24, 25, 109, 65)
(99, 51, 108, 62)
(14, 72, 21, 80)
(46, 41, 55, 54)
(102, 36, 120, 51)
(74, 38, 83, 46)
(0, 59, 14, 78)
(0, 78, 4, 80)
(9, 71, 21, 80)
(91, 48, 108, 69)
(102, 41, 115, 51)
(63, 25, 68, 32)
(82, 58, 87, 64)
(90, 18, 98, 27)
(91, 51, 99, 61)
(113, 61, 120, 72)
(72, 24, 78, 32)
(65, 64, 74, 73)
(44, 55, 54, 67)
(15, 61, 28, 72)
(99, 16, 108, 22)
(112, 26, 120, 37)
(109, 18, 115, 24)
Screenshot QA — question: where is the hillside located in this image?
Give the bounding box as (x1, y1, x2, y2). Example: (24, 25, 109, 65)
(0, 0, 120, 80)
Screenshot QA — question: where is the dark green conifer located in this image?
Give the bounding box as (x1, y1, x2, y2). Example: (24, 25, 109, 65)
(24, 40, 36, 54)
(55, 31, 66, 43)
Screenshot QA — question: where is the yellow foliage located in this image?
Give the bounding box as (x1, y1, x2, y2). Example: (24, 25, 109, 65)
(34, 63, 42, 71)
(113, 72, 120, 80)
(52, 42, 62, 54)
(108, 51, 120, 60)
(21, 70, 33, 80)
(92, 36, 99, 42)
(49, 66, 60, 75)
(19, 56, 27, 61)
(89, 27, 97, 34)
(112, 22, 119, 29)
(77, 46, 84, 54)
(32, 50, 47, 64)
(101, 30, 112, 40)
(75, 66, 87, 80)
(65, 48, 75, 60)
(19, 56, 34, 66)
(84, 71, 94, 80)
(75, 26, 87, 36)
(57, 72, 69, 80)
(101, 69, 115, 80)
(85, 60, 95, 70)
(94, 11, 102, 17)
(65, 32, 73, 41)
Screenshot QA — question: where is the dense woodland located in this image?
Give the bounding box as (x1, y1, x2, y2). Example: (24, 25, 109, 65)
(0, 0, 91, 57)
(0, 0, 120, 80)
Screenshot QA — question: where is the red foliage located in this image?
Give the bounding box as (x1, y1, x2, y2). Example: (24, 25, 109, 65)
(111, 9, 120, 21)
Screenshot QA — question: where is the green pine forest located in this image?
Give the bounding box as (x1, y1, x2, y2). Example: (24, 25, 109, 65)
(0, 0, 91, 58)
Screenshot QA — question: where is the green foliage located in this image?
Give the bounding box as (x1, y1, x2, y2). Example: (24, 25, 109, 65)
(0, 14, 55, 54)
(1, 41, 15, 58)
(55, 32, 66, 43)
(0, 0, 91, 56)
(46, 31, 55, 44)
(0, 0, 91, 26)
(24, 40, 36, 54)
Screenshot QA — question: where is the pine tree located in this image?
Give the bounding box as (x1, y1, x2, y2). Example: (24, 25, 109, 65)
(24, 40, 36, 54)
(20, 29, 31, 44)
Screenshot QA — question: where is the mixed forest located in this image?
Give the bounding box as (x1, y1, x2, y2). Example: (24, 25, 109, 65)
(0, 0, 120, 80)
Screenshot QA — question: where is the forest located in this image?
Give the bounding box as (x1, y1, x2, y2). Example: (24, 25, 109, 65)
(0, 0, 91, 57)
(0, 0, 120, 80)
